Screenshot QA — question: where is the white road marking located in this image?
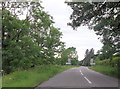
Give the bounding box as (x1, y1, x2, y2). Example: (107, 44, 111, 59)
(81, 72, 84, 75)
(79, 70, 84, 75)
(84, 76, 92, 84)
(80, 69, 92, 84)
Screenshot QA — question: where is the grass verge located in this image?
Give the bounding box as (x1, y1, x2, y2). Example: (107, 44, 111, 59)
(2, 65, 75, 89)
(89, 65, 119, 78)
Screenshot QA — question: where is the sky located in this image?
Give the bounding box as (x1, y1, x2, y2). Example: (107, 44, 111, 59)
(41, 0, 103, 61)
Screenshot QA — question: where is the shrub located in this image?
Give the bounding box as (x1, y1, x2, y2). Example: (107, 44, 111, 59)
(112, 57, 120, 67)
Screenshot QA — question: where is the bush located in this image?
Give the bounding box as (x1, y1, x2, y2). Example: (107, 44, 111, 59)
(102, 59, 110, 65)
(95, 59, 110, 65)
(89, 65, 118, 78)
(112, 57, 120, 67)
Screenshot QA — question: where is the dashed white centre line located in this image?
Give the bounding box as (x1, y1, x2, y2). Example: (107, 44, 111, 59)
(79, 69, 92, 84)
(84, 76, 92, 84)
(79, 70, 84, 75)
(81, 73, 83, 75)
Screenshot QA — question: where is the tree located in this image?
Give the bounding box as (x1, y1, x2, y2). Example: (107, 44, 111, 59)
(42, 26, 64, 64)
(83, 48, 94, 66)
(85, 49, 89, 57)
(61, 47, 78, 65)
(2, 9, 31, 73)
(1, 1, 65, 73)
(67, 2, 120, 60)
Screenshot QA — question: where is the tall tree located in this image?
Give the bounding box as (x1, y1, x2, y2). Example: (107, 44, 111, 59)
(1, 1, 65, 73)
(67, 2, 120, 60)
(85, 49, 89, 57)
(83, 48, 94, 66)
(61, 47, 78, 65)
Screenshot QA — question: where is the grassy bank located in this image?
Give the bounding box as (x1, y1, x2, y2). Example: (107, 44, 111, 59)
(2, 65, 75, 89)
(89, 65, 119, 78)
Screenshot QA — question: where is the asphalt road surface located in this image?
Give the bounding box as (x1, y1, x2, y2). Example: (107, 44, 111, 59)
(35, 66, 119, 89)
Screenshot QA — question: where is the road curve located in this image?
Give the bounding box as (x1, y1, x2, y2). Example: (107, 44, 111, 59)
(35, 66, 119, 89)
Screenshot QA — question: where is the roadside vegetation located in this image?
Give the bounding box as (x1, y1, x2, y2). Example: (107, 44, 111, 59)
(89, 65, 118, 78)
(67, 2, 120, 78)
(2, 2, 79, 74)
(1, 1, 120, 88)
(89, 53, 120, 78)
(2, 65, 74, 89)
(1, 1, 79, 88)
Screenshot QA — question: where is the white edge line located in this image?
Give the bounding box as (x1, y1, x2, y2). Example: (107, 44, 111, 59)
(84, 77, 92, 84)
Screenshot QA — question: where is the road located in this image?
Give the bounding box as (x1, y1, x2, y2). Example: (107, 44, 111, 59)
(35, 66, 119, 89)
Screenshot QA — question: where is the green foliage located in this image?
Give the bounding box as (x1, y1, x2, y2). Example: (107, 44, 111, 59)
(92, 52, 120, 78)
(67, 2, 120, 62)
(71, 59, 79, 65)
(94, 52, 120, 66)
(60, 47, 79, 65)
(97, 59, 110, 65)
(112, 57, 120, 67)
(1, 2, 66, 74)
(2, 65, 74, 88)
(82, 48, 94, 66)
(94, 52, 120, 67)
(89, 65, 119, 78)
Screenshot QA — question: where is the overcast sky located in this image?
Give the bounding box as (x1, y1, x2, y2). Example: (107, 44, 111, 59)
(41, 0, 103, 61)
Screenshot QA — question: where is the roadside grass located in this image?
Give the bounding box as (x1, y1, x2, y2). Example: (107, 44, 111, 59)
(89, 65, 119, 78)
(2, 65, 75, 89)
